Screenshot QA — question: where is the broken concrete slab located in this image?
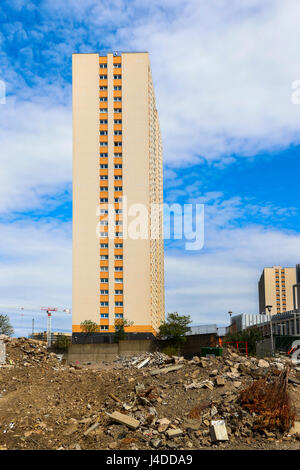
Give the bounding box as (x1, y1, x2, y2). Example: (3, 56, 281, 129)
(0, 340, 6, 365)
(258, 359, 270, 368)
(150, 364, 184, 376)
(136, 358, 150, 369)
(157, 418, 170, 432)
(166, 428, 183, 438)
(108, 411, 140, 430)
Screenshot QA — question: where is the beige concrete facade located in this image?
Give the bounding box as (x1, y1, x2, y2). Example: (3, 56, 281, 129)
(72, 52, 164, 335)
(258, 266, 296, 315)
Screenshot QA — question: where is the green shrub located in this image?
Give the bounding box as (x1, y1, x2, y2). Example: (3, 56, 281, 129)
(162, 345, 179, 357)
(53, 335, 71, 351)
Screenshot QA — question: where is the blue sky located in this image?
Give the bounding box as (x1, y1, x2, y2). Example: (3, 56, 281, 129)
(1, 0, 300, 336)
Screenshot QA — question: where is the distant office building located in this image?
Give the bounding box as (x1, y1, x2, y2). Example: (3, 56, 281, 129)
(258, 266, 296, 315)
(228, 313, 271, 333)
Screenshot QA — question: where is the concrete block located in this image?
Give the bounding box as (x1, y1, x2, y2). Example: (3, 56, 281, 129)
(0, 340, 5, 365)
(210, 420, 229, 442)
(108, 411, 140, 430)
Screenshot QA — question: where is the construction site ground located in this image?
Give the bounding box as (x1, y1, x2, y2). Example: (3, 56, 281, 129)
(0, 337, 300, 451)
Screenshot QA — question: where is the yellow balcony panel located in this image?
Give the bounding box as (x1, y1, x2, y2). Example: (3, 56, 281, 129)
(99, 79, 108, 87)
(113, 90, 122, 98)
(99, 124, 108, 131)
(115, 307, 124, 314)
(115, 260, 123, 267)
(114, 283, 123, 290)
(100, 295, 109, 302)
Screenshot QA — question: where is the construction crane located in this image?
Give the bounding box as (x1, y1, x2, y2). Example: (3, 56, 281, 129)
(0, 305, 71, 347)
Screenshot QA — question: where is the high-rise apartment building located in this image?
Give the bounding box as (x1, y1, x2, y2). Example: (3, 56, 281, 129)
(72, 52, 164, 341)
(258, 266, 296, 315)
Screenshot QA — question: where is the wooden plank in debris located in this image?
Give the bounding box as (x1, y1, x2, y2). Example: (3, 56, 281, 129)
(149, 364, 184, 376)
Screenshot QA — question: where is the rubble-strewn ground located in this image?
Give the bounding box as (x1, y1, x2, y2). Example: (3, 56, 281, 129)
(0, 336, 300, 450)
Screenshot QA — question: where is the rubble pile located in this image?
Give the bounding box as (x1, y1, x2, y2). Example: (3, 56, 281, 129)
(0, 335, 62, 369)
(113, 352, 173, 369)
(0, 345, 299, 450)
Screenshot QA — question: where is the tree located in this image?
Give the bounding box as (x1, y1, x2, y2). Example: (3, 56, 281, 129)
(80, 320, 99, 333)
(0, 314, 14, 336)
(158, 312, 191, 350)
(114, 318, 133, 342)
(224, 327, 263, 356)
(53, 334, 71, 351)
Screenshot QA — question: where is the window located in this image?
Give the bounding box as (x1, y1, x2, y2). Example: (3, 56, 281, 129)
(100, 220, 108, 225)
(115, 209, 122, 213)
(114, 97, 122, 102)
(100, 198, 108, 203)
(100, 131, 108, 135)
(115, 290, 123, 294)
(100, 142, 108, 146)
(114, 197, 122, 202)
(100, 325, 109, 330)
(115, 314, 123, 319)
(114, 175, 122, 180)
(114, 153, 122, 157)
(100, 243, 109, 248)
(99, 231, 107, 237)
(115, 267, 123, 271)
(100, 314, 109, 318)
(114, 63, 121, 68)
(99, 75, 107, 79)
(100, 175, 108, 179)
(99, 209, 108, 214)
(114, 86, 122, 90)
(115, 278, 123, 283)
(115, 243, 123, 248)
(114, 74, 122, 79)
(114, 130, 122, 135)
(115, 302, 123, 306)
(114, 142, 122, 147)
(100, 290, 108, 295)
(100, 266, 109, 271)
(99, 97, 108, 102)
(115, 255, 123, 259)
(99, 63, 107, 68)
(100, 187, 108, 192)
(100, 255, 108, 259)
(100, 119, 108, 124)
(114, 108, 122, 113)
(114, 164, 122, 169)
(115, 221, 123, 225)
(99, 86, 107, 90)
(114, 120, 122, 124)
(100, 153, 108, 158)
(115, 187, 122, 191)
(100, 164, 108, 169)
(99, 108, 107, 113)
(115, 232, 123, 237)
(100, 301, 109, 306)
(100, 278, 108, 283)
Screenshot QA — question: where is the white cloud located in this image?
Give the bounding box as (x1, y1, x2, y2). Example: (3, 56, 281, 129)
(0, 219, 71, 308)
(165, 224, 300, 325)
(0, 97, 71, 212)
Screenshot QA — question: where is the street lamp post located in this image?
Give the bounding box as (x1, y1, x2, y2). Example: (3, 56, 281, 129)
(265, 305, 274, 356)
